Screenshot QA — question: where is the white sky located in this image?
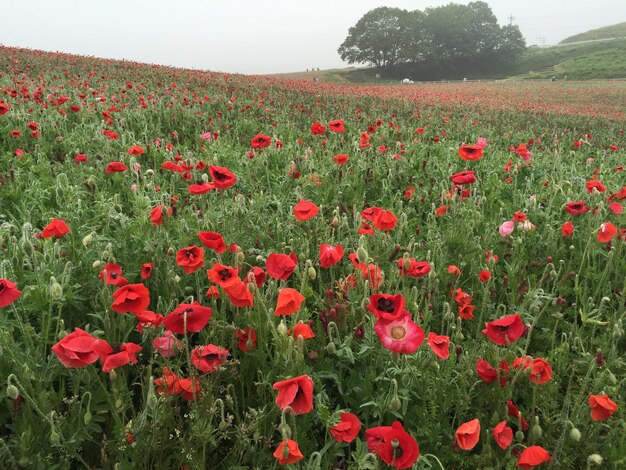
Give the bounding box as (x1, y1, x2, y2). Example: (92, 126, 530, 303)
(1, 0, 624, 74)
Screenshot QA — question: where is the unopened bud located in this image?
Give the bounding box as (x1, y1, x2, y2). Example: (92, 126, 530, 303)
(389, 396, 401, 412)
(277, 321, 288, 336)
(82, 233, 94, 246)
(515, 431, 525, 442)
(50, 430, 60, 446)
(50, 279, 63, 301)
(6, 383, 19, 400)
(587, 454, 603, 466)
(307, 266, 316, 280)
(83, 411, 92, 426)
(356, 246, 368, 263)
(569, 427, 581, 442)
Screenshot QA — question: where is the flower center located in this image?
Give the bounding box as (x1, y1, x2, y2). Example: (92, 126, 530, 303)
(390, 325, 406, 340)
(219, 269, 231, 281)
(377, 298, 395, 313)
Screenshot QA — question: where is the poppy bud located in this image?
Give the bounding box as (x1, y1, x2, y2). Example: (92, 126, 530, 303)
(83, 411, 92, 426)
(277, 321, 288, 336)
(18, 457, 29, 467)
(308, 267, 316, 280)
(606, 370, 617, 385)
(356, 246, 368, 263)
(530, 418, 542, 440)
(93, 260, 102, 269)
(6, 383, 19, 400)
(326, 342, 336, 354)
(174, 275, 181, 284)
(110, 370, 117, 382)
(515, 431, 524, 442)
(569, 427, 582, 442)
(146, 169, 154, 177)
(50, 278, 63, 301)
(236, 251, 245, 265)
(50, 430, 61, 446)
(587, 454, 603, 466)
(82, 233, 94, 246)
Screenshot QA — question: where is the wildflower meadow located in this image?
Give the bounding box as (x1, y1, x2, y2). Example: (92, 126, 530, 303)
(0, 46, 625, 468)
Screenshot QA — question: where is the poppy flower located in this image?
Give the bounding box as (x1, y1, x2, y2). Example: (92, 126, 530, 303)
(128, 145, 144, 156)
(493, 421, 513, 449)
(479, 270, 491, 282)
(330, 412, 361, 443)
(367, 293, 408, 321)
(176, 246, 205, 274)
(246, 266, 266, 288)
(459, 303, 476, 320)
(197, 231, 226, 253)
(561, 222, 574, 237)
(374, 314, 424, 354)
(333, 153, 348, 165)
(73, 153, 88, 163)
(178, 376, 202, 401)
(188, 182, 215, 194)
(101, 343, 142, 373)
(103, 129, 118, 140)
(475, 358, 498, 383)
(310, 122, 326, 135)
(319, 244, 344, 268)
(588, 394, 618, 421)
(499, 221, 514, 237)
(448, 265, 461, 275)
(111, 283, 150, 314)
(597, 222, 617, 243)
(516, 446, 551, 469)
(266, 253, 297, 280)
(564, 201, 589, 215)
(609, 202, 623, 215)
(515, 143, 531, 160)
(273, 439, 304, 465)
(52, 328, 113, 368)
(372, 209, 397, 231)
(586, 180, 606, 193)
(154, 367, 181, 396)
(105, 161, 128, 173)
(0, 101, 10, 115)
(273, 374, 314, 414)
(251, 133, 271, 149)
(162, 302, 212, 334)
(358, 222, 375, 235)
(150, 206, 172, 226)
(506, 401, 529, 431)
(361, 207, 383, 222)
(0, 278, 22, 308)
(482, 314, 525, 346)
(152, 331, 182, 357)
(236, 328, 257, 352)
(396, 258, 430, 278)
(359, 132, 371, 149)
(366, 421, 420, 469)
(224, 280, 254, 308)
(293, 199, 319, 221)
(274, 288, 305, 316)
(141, 262, 153, 280)
(458, 145, 484, 161)
(427, 332, 450, 359)
(209, 165, 237, 190)
(191, 344, 228, 373)
(529, 358, 552, 384)
(41, 218, 71, 238)
(207, 263, 240, 288)
(455, 419, 481, 450)
(290, 323, 315, 340)
(435, 204, 449, 216)
(328, 119, 345, 133)
(451, 170, 476, 185)
(99, 263, 128, 286)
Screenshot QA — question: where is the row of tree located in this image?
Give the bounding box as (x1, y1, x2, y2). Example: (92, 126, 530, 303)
(338, 2, 526, 80)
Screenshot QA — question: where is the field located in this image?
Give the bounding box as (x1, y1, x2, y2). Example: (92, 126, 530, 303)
(1, 46, 625, 469)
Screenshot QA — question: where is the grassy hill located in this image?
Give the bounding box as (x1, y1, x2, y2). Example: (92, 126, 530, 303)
(560, 22, 626, 44)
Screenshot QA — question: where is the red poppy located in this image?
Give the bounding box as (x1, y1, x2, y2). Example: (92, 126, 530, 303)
(398, 258, 430, 277)
(448, 265, 461, 275)
(427, 332, 450, 359)
(266, 253, 297, 280)
(246, 266, 266, 288)
(512, 211, 527, 222)
(191, 344, 228, 373)
(293, 199, 319, 221)
(374, 314, 424, 354)
(209, 165, 237, 190)
(290, 323, 315, 340)
(506, 401, 529, 431)
(188, 182, 216, 194)
(141, 262, 153, 280)
(176, 246, 205, 274)
(586, 180, 606, 193)
(479, 270, 491, 282)
(367, 293, 408, 321)
(152, 331, 181, 357)
(150, 205, 172, 226)
(0, 101, 10, 115)
(224, 280, 254, 307)
(516, 446, 551, 469)
(105, 161, 128, 173)
(0, 278, 22, 308)
(319, 244, 344, 268)
(476, 358, 498, 383)
(41, 218, 71, 238)
(207, 263, 241, 288)
(101, 343, 142, 373)
(99, 263, 128, 286)
(597, 222, 617, 243)
(482, 314, 525, 346)
(197, 231, 226, 253)
(588, 394, 618, 421)
(366, 421, 420, 469)
(359, 131, 371, 149)
(493, 421, 513, 449)
(436, 204, 449, 216)
(328, 119, 345, 133)
(358, 222, 375, 235)
(609, 202, 623, 215)
(330, 412, 361, 443)
(178, 376, 202, 401)
(274, 288, 305, 316)
(273, 440, 304, 465)
(455, 419, 481, 450)
(236, 328, 257, 352)
(154, 367, 182, 396)
(333, 153, 348, 165)
(310, 122, 326, 135)
(73, 153, 88, 163)
(372, 209, 397, 231)
(458, 145, 484, 161)
(529, 358, 552, 384)
(162, 302, 212, 334)
(361, 207, 383, 222)
(273, 374, 314, 414)
(251, 133, 272, 148)
(451, 170, 476, 185)
(111, 283, 150, 314)
(564, 201, 589, 215)
(52, 328, 113, 368)
(561, 222, 574, 237)
(103, 129, 118, 140)
(128, 145, 144, 156)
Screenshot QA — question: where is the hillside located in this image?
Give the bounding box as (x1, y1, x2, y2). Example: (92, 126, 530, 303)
(560, 22, 626, 44)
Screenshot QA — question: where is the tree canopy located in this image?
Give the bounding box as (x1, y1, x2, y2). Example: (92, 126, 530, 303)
(338, 2, 526, 79)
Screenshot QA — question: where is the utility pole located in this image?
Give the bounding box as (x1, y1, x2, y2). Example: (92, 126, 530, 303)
(536, 36, 546, 46)
(508, 14, 515, 26)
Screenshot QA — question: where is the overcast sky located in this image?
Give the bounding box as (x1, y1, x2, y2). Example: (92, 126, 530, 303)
(1, 0, 624, 74)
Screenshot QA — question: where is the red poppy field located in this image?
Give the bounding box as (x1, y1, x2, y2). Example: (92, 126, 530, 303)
(1, 46, 625, 469)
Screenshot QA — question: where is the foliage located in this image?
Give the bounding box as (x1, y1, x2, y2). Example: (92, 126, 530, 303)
(559, 22, 626, 44)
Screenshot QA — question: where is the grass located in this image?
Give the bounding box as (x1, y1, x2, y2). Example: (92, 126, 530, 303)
(559, 22, 626, 44)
